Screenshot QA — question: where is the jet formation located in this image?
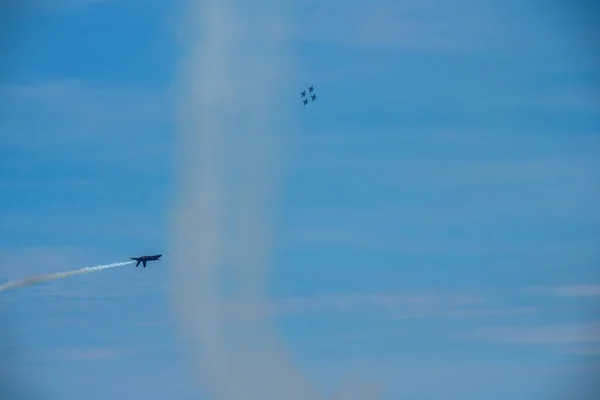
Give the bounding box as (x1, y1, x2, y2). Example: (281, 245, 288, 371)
(130, 254, 162, 268)
(301, 85, 317, 106)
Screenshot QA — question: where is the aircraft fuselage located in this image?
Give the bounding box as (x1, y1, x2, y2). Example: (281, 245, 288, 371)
(131, 254, 162, 268)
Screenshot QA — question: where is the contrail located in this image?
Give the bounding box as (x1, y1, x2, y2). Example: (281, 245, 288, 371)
(0, 261, 134, 292)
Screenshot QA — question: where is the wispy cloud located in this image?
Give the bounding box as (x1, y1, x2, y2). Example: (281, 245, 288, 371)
(38, 343, 170, 362)
(0, 207, 166, 244)
(267, 292, 539, 322)
(273, 290, 485, 315)
(523, 285, 600, 298)
(394, 307, 537, 320)
(297, 4, 473, 51)
(22, 0, 115, 10)
(289, 0, 491, 51)
(1, 79, 171, 167)
(470, 322, 600, 344)
(283, 128, 600, 254)
(0, 79, 171, 137)
(0, 245, 88, 280)
(294, 150, 600, 191)
(53, 346, 125, 361)
(1, 80, 171, 243)
(61, 0, 114, 6)
(289, 0, 594, 55)
(529, 86, 600, 113)
(163, 290, 492, 322)
(331, 374, 383, 400)
(282, 223, 600, 258)
(132, 290, 495, 327)
(560, 346, 600, 356)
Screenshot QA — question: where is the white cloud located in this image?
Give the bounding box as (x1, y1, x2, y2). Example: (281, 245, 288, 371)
(561, 346, 600, 356)
(53, 346, 124, 361)
(306, 356, 600, 400)
(282, 223, 600, 260)
(127, 290, 497, 328)
(394, 307, 537, 320)
(530, 284, 600, 298)
(0, 79, 172, 197)
(288, 0, 484, 51)
(0, 207, 165, 243)
(524, 285, 600, 298)
(331, 374, 383, 400)
(529, 86, 600, 113)
(33, 343, 171, 362)
(160, 290, 491, 322)
(470, 322, 600, 344)
(0, 245, 88, 280)
(282, 130, 600, 254)
(288, 0, 591, 55)
(2, 79, 170, 150)
(275, 291, 485, 314)
(294, 149, 600, 191)
(22, 0, 115, 10)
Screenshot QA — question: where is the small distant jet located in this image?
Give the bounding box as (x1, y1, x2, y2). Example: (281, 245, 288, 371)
(308, 86, 314, 93)
(301, 90, 306, 97)
(130, 254, 162, 268)
(311, 94, 317, 101)
(303, 99, 308, 105)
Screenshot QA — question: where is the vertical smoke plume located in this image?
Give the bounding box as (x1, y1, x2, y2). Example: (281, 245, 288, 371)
(170, 0, 325, 399)
(170, 1, 381, 399)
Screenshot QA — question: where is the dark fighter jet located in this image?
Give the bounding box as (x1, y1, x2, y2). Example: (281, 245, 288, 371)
(130, 254, 162, 268)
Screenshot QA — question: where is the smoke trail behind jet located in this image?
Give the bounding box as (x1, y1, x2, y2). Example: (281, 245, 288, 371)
(0, 261, 134, 292)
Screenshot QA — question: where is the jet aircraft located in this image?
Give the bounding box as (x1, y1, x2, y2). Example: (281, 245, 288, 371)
(130, 254, 162, 268)
(303, 99, 308, 105)
(308, 86, 314, 93)
(311, 94, 317, 101)
(301, 90, 306, 97)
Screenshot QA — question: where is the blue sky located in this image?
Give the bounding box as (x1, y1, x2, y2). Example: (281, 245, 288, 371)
(1, 1, 599, 399)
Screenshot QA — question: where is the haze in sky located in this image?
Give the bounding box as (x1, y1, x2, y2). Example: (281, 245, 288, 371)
(0, 1, 599, 400)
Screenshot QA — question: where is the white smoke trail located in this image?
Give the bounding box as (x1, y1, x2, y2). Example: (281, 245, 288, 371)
(171, 1, 382, 400)
(0, 261, 134, 292)
(170, 0, 325, 399)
